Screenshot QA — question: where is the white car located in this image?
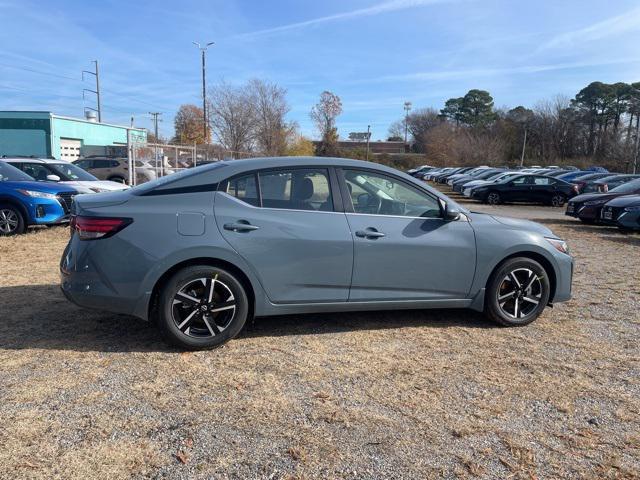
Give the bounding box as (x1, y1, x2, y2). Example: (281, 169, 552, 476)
(1, 157, 129, 193)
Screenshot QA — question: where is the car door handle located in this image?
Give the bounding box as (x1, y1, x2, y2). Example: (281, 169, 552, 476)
(223, 222, 260, 232)
(355, 228, 385, 239)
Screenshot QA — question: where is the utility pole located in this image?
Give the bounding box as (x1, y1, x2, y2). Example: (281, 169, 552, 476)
(149, 112, 162, 176)
(520, 128, 527, 167)
(366, 124, 371, 161)
(193, 41, 214, 146)
(82, 60, 101, 122)
(633, 117, 639, 174)
(403, 101, 412, 151)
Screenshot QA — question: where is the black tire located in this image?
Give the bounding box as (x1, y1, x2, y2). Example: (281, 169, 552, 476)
(485, 257, 551, 327)
(156, 265, 249, 350)
(550, 193, 566, 207)
(0, 204, 26, 235)
(108, 176, 127, 184)
(485, 191, 501, 205)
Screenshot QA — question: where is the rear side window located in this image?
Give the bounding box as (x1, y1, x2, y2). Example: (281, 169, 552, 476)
(226, 173, 259, 207)
(259, 169, 333, 211)
(533, 177, 552, 185)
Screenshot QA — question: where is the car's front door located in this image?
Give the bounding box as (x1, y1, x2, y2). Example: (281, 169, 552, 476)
(215, 167, 353, 304)
(339, 168, 476, 301)
(504, 175, 534, 202)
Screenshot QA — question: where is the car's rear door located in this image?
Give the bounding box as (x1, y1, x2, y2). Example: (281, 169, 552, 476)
(504, 175, 534, 202)
(215, 167, 353, 304)
(338, 167, 476, 301)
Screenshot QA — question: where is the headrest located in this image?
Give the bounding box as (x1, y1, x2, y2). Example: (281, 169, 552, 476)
(292, 177, 314, 200)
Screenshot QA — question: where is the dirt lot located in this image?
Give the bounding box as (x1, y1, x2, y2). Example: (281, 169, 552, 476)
(0, 198, 639, 479)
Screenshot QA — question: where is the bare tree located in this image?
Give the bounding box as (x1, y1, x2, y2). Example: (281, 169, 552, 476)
(310, 91, 343, 156)
(208, 82, 257, 154)
(248, 79, 293, 156)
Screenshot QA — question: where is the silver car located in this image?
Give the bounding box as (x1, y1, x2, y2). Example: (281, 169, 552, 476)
(61, 157, 573, 350)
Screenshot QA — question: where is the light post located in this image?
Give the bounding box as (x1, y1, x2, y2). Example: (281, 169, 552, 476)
(403, 101, 412, 151)
(366, 124, 371, 161)
(193, 41, 214, 145)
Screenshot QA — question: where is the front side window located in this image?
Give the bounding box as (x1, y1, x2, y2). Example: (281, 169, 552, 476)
(343, 169, 441, 218)
(15, 163, 51, 181)
(259, 169, 333, 211)
(226, 173, 259, 207)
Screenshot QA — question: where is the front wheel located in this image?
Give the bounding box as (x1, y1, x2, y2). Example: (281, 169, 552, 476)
(0, 204, 25, 235)
(485, 257, 551, 326)
(156, 265, 249, 350)
(485, 191, 501, 205)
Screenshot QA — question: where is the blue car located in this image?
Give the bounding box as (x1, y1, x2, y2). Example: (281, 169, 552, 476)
(0, 161, 78, 235)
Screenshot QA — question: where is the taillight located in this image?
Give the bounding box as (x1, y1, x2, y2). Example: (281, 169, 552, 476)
(71, 215, 132, 240)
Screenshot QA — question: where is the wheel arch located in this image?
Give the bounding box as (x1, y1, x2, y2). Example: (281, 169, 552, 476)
(0, 196, 31, 224)
(485, 251, 557, 304)
(148, 257, 256, 322)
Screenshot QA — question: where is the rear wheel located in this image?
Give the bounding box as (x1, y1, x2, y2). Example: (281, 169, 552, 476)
(550, 193, 566, 207)
(486, 191, 501, 205)
(485, 257, 550, 326)
(156, 265, 249, 350)
(0, 205, 25, 235)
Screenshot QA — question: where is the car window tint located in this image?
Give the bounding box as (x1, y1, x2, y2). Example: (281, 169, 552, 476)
(17, 163, 51, 181)
(533, 177, 552, 185)
(259, 169, 333, 211)
(226, 173, 259, 207)
(511, 176, 529, 185)
(344, 169, 440, 218)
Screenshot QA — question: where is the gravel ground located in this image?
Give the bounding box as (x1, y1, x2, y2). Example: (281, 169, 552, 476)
(0, 195, 639, 479)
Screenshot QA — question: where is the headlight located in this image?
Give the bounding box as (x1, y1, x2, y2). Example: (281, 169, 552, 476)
(625, 206, 640, 212)
(545, 237, 570, 254)
(17, 189, 57, 199)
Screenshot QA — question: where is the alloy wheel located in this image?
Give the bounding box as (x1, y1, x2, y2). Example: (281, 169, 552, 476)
(171, 275, 236, 338)
(551, 194, 565, 207)
(0, 209, 19, 234)
(487, 192, 500, 205)
(496, 268, 543, 319)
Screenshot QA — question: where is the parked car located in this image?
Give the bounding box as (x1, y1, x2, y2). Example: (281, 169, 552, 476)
(462, 172, 521, 197)
(470, 174, 577, 206)
(0, 161, 78, 235)
(451, 168, 505, 193)
(599, 195, 640, 231)
(73, 157, 156, 184)
(590, 174, 640, 193)
(571, 172, 616, 194)
(407, 165, 434, 177)
(565, 179, 640, 224)
(60, 157, 573, 350)
(1, 157, 128, 193)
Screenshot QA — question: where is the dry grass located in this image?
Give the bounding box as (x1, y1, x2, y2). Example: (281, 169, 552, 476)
(0, 200, 639, 479)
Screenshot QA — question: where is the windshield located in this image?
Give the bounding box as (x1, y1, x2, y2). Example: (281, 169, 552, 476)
(609, 179, 640, 193)
(49, 162, 97, 181)
(0, 162, 34, 181)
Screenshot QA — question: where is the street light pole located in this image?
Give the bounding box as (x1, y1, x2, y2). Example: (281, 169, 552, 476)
(366, 124, 371, 161)
(520, 128, 527, 167)
(403, 101, 412, 151)
(193, 41, 214, 145)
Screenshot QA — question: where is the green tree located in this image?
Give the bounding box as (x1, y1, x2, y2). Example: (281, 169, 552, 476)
(461, 89, 496, 127)
(440, 97, 465, 126)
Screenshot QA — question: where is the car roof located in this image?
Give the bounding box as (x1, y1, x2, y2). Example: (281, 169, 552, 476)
(1, 157, 70, 164)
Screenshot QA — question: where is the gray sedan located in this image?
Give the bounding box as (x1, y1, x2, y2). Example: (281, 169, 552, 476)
(61, 157, 573, 350)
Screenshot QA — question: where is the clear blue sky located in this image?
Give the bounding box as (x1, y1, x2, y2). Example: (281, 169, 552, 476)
(1, 0, 639, 141)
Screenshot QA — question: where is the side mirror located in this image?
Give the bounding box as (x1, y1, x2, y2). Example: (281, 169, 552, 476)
(46, 174, 61, 182)
(439, 199, 461, 221)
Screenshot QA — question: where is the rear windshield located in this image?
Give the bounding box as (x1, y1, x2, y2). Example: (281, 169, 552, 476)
(0, 162, 34, 181)
(609, 179, 640, 194)
(131, 162, 227, 194)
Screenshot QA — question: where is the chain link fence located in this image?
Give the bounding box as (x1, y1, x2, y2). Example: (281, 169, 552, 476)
(129, 142, 264, 185)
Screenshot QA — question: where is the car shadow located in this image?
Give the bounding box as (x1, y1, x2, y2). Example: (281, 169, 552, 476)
(0, 284, 494, 352)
